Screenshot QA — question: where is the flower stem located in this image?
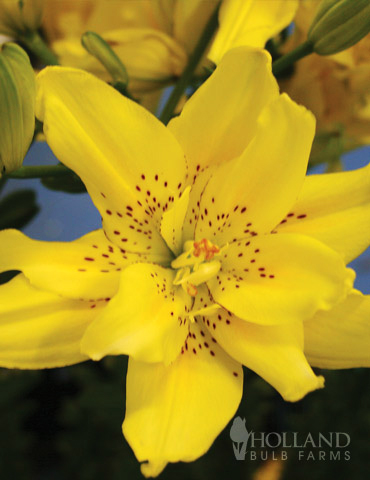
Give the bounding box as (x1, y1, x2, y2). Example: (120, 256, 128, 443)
(20, 31, 59, 66)
(272, 40, 314, 76)
(159, 2, 221, 125)
(6, 165, 73, 179)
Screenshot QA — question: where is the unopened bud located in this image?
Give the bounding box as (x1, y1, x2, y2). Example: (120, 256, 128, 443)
(0, 0, 43, 36)
(0, 43, 36, 175)
(81, 31, 129, 87)
(308, 0, 370, 55)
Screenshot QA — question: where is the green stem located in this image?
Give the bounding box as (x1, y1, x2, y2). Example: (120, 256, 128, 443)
(20, 31, 59, 66)
(272, 40, 314, 76)
(6, 165, 72, 179)
(159, 2, 221, 125)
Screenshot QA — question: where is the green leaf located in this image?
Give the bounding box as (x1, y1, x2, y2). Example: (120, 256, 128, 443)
(41, 174, 86, 194)
(0, 188, 39, 229)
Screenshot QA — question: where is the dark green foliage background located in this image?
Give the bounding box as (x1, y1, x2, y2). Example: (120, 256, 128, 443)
(1, 360, 369, 480)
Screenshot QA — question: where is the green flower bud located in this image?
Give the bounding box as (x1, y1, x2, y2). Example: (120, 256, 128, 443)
(81, 31, 129, 87)
(0, 42, 36, 175)
(0, 0, 43, 36)
(308, 0, 370, 55)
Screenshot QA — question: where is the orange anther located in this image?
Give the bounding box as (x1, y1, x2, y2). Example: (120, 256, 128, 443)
(193, 238, 220, 260)
(187, 283, 198, 297)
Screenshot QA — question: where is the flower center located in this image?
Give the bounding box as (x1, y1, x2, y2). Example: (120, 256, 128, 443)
(171, 238, 223, 297)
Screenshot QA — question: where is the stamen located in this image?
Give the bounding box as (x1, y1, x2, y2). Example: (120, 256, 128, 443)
(193, 238, 220, 260)
(191, 303, 221, 317)
(187, 303, 221, 324)
(172, 238, 224, 297)
(187, 284, 198, 297)
(174, 260, 221, 287)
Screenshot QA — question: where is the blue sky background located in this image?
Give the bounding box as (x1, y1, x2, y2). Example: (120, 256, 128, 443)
(2, 142, 370, 293)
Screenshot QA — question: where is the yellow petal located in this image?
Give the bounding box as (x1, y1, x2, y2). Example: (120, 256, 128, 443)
(42, 0, 93, 41)
(195, 93, 315, 243)
(72, 0, 167, 34)
(0, 274, 104, 369)
(277, 164, 370, 263)
(207, 233, 354, 325)
(36, 66, 187, 262)
(173, 0, 219, 55)
(105, 28, 187, 86)
(181, 165, 217, 244)
(304, 293, 370, 369)
(123, 324, 242, 477)
(81, 263, 191, 365)
(168, 47, 278, 181)
(0, 228, 126, 300)
(160, 186, 190, 255)
(209, 0, 298, 64)
(194, 287, 323, 402)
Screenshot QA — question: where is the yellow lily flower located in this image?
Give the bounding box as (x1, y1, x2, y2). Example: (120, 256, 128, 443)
(1, 47, 370, 476)
(42, 0, 298, 95)
(281, 0, 370, 149)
